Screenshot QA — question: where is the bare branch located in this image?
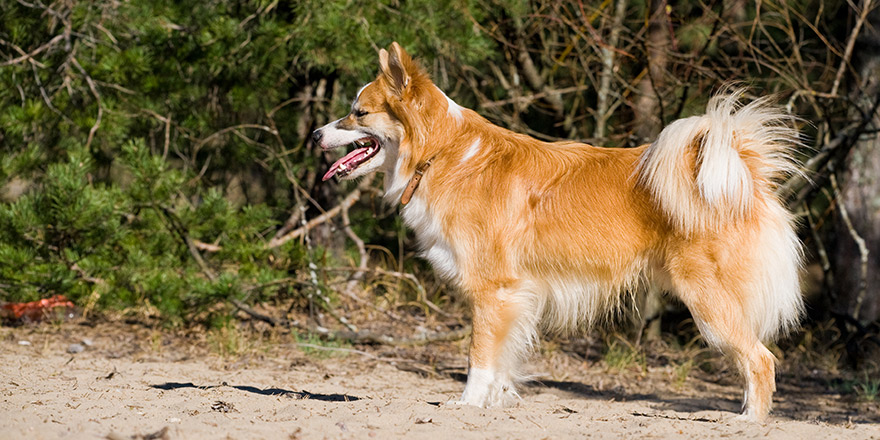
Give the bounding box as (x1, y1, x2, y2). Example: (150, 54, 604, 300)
(594, 0, 628, 140)
(0, 33, 64, 67)
(265, 178, 373, 249)
(830, 0, 874, 97)
(231, 298, 469, 347)
(195, 124, 279, 149)
(830, 173, 869, 320)
(70, 57, 103, 150)
(341, 202, 369, 296)
(479, 85, 593, 109)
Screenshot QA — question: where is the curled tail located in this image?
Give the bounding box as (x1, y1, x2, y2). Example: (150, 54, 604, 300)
(637, 90, 805, 341)
(636, 90, 801, 234)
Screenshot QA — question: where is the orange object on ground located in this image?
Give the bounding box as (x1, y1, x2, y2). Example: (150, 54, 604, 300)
(1, 295, 75, 322)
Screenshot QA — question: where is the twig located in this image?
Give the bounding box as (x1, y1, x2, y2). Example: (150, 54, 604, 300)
(0, 33, 64, 67)
(70, 57, 102, 150)
(231, 298, 470, 347)
(291, 344, 449, 367)
(804, 202, 835, 295)
(265, 179, 372, 249)
(69, 263, 107, 286)
(158, 206, 217, 281)
(293, 343, 379, 358)
(780, 93, 880, 206)
(594, 0, 628, 140)
(394, 271, 451, 318)
(30, 62, 70, 123)
(830, 0, 873, 97)
(777, 120, 859, 201)
(829, 173, 869, 321)
(69, 263, 107, 319)
(516, 46, 564, 116)
(230, 298, 299, 328)
(16, 0, 67, 24)
(334, 282, 411, 324)
(341, 202, 369, 295)
(270, 202, 306, 242)
(195, 124, 278, 149)
(192, 239, 221, 252)
(479, 85, 593, 109)
(325, 326, 471, 347)
(326, 266, 452, 318)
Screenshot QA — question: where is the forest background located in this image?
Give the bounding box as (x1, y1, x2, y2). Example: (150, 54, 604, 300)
(1, 0, 878, 372)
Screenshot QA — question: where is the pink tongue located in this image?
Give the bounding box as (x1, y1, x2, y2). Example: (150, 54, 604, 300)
(322, 147, 369, 181)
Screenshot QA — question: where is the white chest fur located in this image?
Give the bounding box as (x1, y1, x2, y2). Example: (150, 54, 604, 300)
(401, 197, 459, 281)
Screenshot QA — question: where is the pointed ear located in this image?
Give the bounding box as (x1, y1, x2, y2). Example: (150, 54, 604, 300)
(379, 42, 412, 98)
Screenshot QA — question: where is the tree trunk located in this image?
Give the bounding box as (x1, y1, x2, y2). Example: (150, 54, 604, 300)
(830, 4, 880, 325)
(632, 0, 670, 341)
(632, 0, 670, 143)
(594, 0, 629, 141)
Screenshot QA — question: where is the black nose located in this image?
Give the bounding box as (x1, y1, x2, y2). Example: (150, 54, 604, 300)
(312, 129, 323, 145)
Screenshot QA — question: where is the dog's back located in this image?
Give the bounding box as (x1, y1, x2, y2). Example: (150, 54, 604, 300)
(411, 88, 803, 420)
(314, 43, 803, 421)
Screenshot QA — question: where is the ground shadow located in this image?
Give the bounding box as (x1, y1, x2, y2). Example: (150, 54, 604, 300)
(525, 377, 880, 425)
(525, 379, 741, 416)
(428, 374, 740, 416)
(150, 382, 360, 402)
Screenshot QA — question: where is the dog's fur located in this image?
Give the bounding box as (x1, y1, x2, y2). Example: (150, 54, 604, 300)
(313, 42, 804, 421)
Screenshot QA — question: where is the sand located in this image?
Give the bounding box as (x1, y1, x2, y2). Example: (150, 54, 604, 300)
(1, 323, 877, 440)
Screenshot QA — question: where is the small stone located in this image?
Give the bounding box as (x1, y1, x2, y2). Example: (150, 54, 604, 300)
(211, 401, 235, 413)
(18, 341, 31, 346)
(66, 343, 85, 354)
(80, 338, 94, 347)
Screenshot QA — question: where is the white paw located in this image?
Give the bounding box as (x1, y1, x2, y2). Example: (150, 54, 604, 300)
(453, 368, 519, 408)
(733, 410, 766, 423)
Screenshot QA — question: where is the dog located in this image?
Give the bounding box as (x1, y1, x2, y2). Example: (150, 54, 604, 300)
(313, 42, 804, 421)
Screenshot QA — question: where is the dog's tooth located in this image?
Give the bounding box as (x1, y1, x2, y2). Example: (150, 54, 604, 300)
(339, 163, 347, 171)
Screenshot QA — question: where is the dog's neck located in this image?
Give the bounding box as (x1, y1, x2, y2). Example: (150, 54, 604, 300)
(384, 86, 492, 207)
(399, 158, 433, 205)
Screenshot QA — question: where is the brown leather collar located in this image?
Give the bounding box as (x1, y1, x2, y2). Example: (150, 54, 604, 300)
(399, 159, 433, 205)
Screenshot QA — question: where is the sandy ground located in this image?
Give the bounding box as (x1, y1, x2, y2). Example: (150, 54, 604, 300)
(1, 322, 878, 440)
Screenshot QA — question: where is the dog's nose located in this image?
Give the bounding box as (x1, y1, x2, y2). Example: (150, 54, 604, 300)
(312, 129, 323, 146)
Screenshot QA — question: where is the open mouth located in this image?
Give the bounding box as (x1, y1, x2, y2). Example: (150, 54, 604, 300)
(322, 137, 381, 181)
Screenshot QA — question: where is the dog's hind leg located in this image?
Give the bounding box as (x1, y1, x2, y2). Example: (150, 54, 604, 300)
(453, 284, 538, 408)
(667, 262, 777, 421)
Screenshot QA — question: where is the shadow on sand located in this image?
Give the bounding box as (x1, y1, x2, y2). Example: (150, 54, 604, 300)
(444, 374, 879, 425)
(150, 382, 360, 402)
(527, 379, 740, 418)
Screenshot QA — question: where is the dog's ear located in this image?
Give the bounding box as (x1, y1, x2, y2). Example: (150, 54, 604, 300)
(379, 42, 414, 98)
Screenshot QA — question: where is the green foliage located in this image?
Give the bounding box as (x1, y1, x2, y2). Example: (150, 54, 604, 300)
(0, 0, 857, 326)
(603, 338, 646, 373)
(293, 331, 352, 359)
(0, 0, 514, 323)
(0, 140, 293, 323)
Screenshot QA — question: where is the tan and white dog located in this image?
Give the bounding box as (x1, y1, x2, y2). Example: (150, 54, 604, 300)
(313, 42, 803, 421)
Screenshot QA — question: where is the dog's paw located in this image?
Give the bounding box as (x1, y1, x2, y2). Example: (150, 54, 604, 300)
(733, 411, 767, 423)
(448, 391, 490, 408)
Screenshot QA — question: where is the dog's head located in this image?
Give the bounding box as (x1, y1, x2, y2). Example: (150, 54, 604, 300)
(313, 42, 447, 184)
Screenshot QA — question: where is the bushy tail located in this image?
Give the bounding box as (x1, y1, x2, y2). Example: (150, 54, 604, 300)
(637, 89, 805, 341)
(636, 90, 801, 234)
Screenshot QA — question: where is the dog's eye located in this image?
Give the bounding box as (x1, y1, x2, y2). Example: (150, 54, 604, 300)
(353, 109, 368, 118)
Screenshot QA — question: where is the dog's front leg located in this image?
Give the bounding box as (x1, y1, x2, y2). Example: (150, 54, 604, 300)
(453, 294, 523, 408)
